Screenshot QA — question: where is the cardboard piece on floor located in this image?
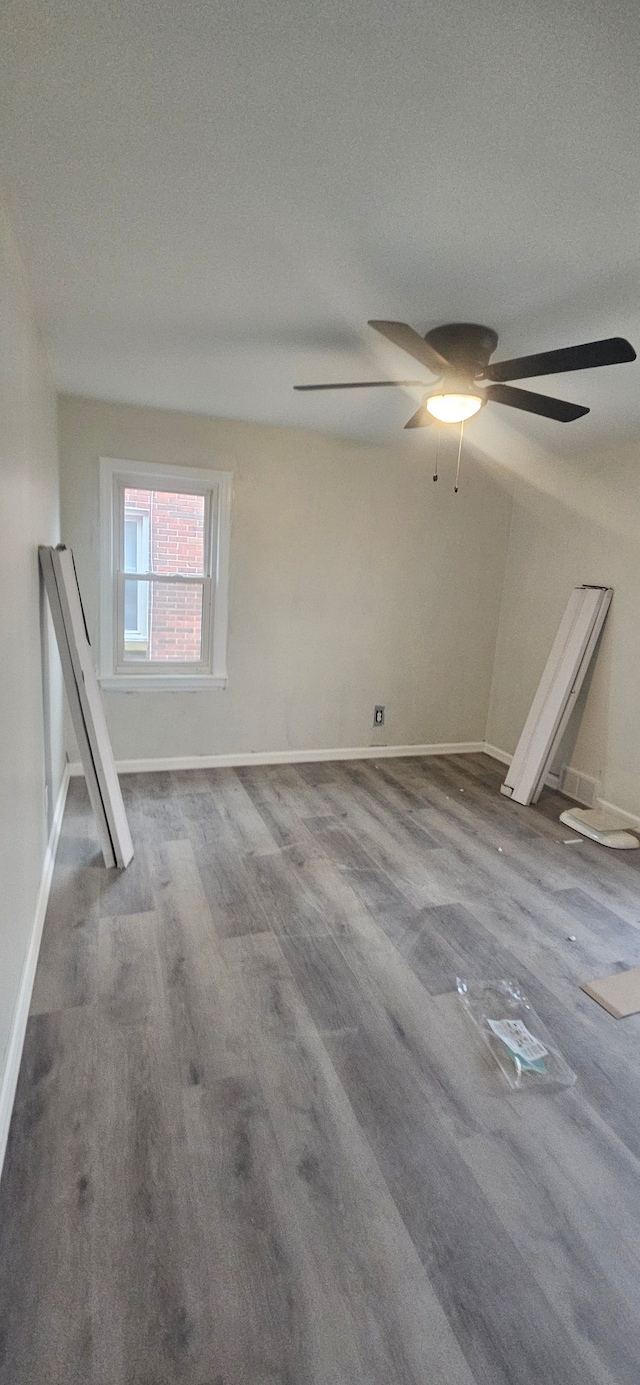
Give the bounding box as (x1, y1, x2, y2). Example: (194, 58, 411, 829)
(40, 545, 133, 870)
(581, 967, 640, 1019)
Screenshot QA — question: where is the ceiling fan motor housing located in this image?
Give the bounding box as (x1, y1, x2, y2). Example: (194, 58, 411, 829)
(425, 323, 498, 378)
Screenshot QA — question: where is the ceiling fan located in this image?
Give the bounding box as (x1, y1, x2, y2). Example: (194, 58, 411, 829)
(294, 321, 636, 427)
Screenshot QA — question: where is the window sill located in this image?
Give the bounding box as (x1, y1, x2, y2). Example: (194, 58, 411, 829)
(100, 674, 227, 692)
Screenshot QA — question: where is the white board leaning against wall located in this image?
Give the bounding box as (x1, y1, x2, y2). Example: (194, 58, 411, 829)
(39, 545, 133, 869)
(500, 585, 613, 808)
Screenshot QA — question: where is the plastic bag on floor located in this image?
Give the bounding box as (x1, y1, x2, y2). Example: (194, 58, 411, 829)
(456, 978, 577, 1091)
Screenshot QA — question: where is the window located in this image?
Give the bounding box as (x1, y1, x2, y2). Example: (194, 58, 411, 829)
(100, 458, 231, 689)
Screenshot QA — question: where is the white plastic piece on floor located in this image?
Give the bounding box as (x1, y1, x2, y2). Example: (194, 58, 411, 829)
(559, 807, 639, 850)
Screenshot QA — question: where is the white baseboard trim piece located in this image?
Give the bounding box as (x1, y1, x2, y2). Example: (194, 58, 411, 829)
(596, 797, 640, 832)
(0, 763, 70, 1179)
(68, 740, 486, 776)
(483, 742, 559, 788)
(483, 743, 512, 767)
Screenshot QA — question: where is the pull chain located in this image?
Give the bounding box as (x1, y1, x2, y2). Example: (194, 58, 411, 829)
(454, 419, 464, 493)
(433, 425, 441, 482)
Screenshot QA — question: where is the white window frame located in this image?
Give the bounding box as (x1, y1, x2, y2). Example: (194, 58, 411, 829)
(99, 457, 231, 690)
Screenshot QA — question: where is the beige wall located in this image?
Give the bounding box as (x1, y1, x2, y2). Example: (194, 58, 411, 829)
(487, 441, 640, 817)
(0, 198, 64, 1097)
(58, 395, 513, 763)
(56, 393, 640, 820)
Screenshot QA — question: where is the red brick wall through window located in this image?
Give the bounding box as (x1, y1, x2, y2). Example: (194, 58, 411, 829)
(124, 488, 206, 662)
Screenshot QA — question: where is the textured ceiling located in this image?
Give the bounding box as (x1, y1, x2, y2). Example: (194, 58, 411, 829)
(2, 0, 640, 462)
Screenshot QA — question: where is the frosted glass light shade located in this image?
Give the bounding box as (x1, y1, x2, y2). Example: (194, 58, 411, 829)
(426, 393, 483, 423)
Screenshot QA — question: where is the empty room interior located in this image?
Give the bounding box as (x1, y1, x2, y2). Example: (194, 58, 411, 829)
(2, 2, 640, 1381)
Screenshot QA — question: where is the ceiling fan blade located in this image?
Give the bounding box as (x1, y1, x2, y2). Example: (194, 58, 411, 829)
(404, 404, 435, 429)
(485, 382, 589, 422)
(486, 337, 636, 382)
(294, 379, 424, 391)
(368, 320, 450, 374)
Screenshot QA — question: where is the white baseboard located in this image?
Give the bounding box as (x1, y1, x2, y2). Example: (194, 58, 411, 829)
(483, 742, 561, 789)
(0, 763, 70, 1179)
(596, 796, 640, 831)
(68, 740, 486, 776)
(482, 742, 512, 767)
(483, 741, 561, 787)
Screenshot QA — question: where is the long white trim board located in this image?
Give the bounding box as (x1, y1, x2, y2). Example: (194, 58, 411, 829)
(39, 546, 133, 869)
(500, 585, 612, 807)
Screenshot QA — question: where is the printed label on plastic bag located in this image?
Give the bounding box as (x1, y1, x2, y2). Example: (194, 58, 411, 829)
(487, 1018, 548, 1063)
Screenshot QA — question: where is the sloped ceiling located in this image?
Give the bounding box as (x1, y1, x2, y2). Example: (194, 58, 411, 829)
(1, 0, 640, 463)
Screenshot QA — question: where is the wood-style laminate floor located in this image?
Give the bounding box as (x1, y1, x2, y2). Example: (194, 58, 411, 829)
(1, 753, 640, 1385)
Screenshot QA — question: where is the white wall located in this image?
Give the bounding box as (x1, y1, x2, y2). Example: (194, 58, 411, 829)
(0, 197, 64, 1108)
(487, 441, 640, 817)
(58, 395, 514, 763)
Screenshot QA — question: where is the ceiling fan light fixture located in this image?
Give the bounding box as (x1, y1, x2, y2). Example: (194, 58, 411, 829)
(426, 391, 483, 423)
(297, 321, 634, 427)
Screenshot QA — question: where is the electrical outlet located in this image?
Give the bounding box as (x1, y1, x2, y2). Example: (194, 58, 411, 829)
(374, 705, 385, 727)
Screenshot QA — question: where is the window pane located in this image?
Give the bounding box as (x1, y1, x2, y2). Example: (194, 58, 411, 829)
(123, 493, 151, 572)
(123, 580, 203, 662)
(124, 486, 206, 577)
(124, 574, 140, 633)
(124, 518, 139, 573)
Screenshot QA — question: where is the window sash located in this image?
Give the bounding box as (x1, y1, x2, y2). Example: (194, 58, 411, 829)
(114, 479, 216, 675)
(115, 574, 213, 673)
(117, 478, 215, 580)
